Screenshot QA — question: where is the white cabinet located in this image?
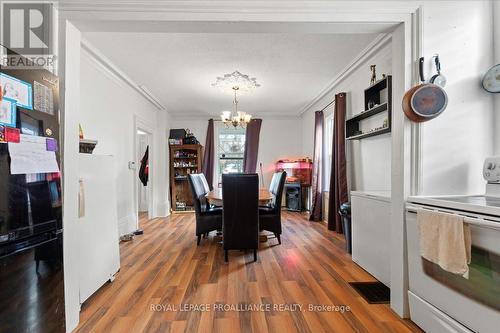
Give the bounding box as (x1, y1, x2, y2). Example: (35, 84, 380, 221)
(78, 154, 120, 303)
(351, 191, 391, 286)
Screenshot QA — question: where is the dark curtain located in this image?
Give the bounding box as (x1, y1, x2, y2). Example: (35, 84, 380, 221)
(309, 111, 324, 221)
(243, 119, 262, 173)
(202, 119, 215, 190)
(328, 93, 348, 233)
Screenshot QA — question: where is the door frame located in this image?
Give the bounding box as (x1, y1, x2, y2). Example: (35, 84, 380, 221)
(134, 115, 155, 226)
(58, 3, 424, 329)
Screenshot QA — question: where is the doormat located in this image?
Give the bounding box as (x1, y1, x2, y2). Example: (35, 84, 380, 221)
(349, 282, 390, 304)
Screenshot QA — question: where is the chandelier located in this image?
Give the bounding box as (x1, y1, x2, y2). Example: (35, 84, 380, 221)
(212, 71, 260, 128)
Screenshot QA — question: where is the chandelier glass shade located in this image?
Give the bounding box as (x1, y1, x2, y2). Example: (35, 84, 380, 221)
(219, 87, 252, 128)
(213, 71, 259, 128)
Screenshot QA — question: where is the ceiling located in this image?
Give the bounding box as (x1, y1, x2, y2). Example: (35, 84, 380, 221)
(83, 32, 379, 117)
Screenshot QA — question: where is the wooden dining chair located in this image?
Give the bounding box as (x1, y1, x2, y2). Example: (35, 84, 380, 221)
(222, 173, 259, 262)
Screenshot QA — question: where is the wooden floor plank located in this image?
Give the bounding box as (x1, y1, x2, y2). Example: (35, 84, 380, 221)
(74, 211, 422, 333)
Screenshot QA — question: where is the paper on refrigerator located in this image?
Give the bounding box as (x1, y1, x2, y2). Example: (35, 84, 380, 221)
(8, 134, 60, 174)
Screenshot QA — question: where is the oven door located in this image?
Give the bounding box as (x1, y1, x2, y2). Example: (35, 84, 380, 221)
(406, 205, 500, 333)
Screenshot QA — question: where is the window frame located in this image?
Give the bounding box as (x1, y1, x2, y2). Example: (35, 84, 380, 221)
(215, 125, 246, 185)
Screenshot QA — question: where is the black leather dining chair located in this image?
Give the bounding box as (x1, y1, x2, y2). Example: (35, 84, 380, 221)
(188, 173, 222, 245)
(259, 171, 286, 244)
(222, 173, 259, 262)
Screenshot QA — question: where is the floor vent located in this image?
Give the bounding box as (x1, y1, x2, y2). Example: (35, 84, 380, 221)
(349, 282, 390, 304)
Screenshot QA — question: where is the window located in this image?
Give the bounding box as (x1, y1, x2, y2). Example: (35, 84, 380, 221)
(324, 114, 334, 190)
(217, 126, 246, 185)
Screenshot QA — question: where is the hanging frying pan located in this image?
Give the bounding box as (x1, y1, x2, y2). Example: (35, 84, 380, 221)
(402, 57, 448, 123)
(482, 64, 500, 93)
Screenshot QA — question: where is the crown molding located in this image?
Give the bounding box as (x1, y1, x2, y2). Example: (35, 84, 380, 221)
(298, 33, 392, 116)
(80, 38, 168, 112)
(56, 1, 420, 26)
(56, 1, 420, 14)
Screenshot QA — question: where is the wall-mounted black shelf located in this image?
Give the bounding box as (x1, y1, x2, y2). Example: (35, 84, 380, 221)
(346, 75, 392, 140)
(346, 102, 388, 123)
(346, 127, 391, 141)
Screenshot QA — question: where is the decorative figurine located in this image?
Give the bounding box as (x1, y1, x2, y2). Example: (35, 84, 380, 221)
(383, 118, 389, 128)
(370, 65, 377, 85)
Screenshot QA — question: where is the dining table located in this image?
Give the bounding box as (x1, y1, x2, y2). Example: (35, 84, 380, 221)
(205, 188, 274, 242)
(205, 188, 273, 207)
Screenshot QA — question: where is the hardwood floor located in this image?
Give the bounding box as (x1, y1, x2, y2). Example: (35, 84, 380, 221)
(75, 211, 421, 333)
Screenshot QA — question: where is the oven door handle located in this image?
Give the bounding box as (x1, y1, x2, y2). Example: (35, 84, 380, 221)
(462, 218, 500, 231)
(407, 205, 500, 231)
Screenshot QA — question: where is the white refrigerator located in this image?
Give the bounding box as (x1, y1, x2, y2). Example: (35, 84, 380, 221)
(78, 154, 121, 303)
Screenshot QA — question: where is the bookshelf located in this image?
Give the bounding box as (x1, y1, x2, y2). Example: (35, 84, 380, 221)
(169, 144, 202, 213)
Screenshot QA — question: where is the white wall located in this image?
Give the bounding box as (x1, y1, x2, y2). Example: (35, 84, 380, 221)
(259, 118, 304, 186)
(302, 1, 496, 197)
(494, 0, 500, 155)
(79, 48, 170, 236)
(170, 117, 303, 188)
(302, 41, 392, 194)
(420, 0, 495, 195)
(154, 109, 171, 217)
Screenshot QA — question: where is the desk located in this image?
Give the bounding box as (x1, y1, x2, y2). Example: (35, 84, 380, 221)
(206, 188, 273, 207)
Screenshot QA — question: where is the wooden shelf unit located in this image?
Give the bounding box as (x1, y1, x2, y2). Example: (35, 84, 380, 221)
(346, 75, 392, 140)
(169, 144, 202, 213)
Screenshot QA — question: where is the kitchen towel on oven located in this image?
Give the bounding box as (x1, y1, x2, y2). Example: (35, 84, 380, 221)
(417, 208, 472, 278)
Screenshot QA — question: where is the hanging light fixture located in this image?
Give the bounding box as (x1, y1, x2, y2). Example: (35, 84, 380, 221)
(212, 71, 259, 128)
(219, 86, 252, 128)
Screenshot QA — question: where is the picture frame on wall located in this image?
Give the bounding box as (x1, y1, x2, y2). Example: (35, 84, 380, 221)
(0, 73, 33, 110)
(0, 97, 17, 127)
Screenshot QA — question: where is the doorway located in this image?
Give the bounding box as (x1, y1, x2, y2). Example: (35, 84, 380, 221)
(60, 7, 421, 329)
(136, 129, 151, 222)
(134, 115, 155, 228)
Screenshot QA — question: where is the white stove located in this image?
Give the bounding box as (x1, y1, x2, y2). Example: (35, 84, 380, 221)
(409, 156, 500, 217)
(405, 156, 500, 333)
